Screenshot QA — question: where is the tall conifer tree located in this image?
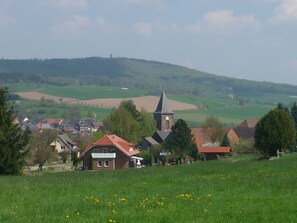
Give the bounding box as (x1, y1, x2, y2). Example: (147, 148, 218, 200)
(0, 87, 31, 175)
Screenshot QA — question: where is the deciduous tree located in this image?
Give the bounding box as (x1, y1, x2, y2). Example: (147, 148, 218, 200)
(103, 100, 156, 143)
(254, 108, 296, 157)
(0, 87, 31, 175)
(30, 129, 57, 170)
(202, 116, 225, 143)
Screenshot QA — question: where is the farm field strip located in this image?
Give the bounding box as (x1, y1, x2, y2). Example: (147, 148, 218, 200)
(17, 91, 198, 112)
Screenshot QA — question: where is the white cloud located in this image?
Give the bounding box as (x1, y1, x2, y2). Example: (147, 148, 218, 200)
(121, 0, 165, 10)
(53, 15, 107, 35)
(46, 0, 88, 10)
(274, 0, 297, 22)
(133, 21, 153, 36)
(185, 10, 259, 34)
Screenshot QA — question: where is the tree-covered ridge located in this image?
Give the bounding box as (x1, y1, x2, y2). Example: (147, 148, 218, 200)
(1, 57, 297, 96)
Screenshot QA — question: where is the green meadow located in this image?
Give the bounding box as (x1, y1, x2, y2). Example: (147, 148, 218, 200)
(174, 104, 274, 127)
(1, 154, 297, 223)
(9, 84, 149, 100)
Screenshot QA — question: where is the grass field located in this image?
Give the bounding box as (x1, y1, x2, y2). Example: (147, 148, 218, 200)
(9, 84, 149, 99)
(1, 154, 297, 223)
(174, 104, 274, 127)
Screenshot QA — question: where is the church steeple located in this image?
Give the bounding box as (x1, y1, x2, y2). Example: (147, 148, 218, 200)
(153, 91, 174, 131)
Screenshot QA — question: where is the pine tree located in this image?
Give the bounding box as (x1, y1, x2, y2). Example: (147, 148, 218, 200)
(290, 102, 297, 147)
(0, 87, 31, 175)
(221, 133, 231, 147)
(163, 119, 197, 163)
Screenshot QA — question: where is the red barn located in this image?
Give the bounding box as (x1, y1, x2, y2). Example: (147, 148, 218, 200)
(199, 147, 232, 161)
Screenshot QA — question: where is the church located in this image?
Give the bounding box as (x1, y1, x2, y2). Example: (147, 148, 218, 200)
(139, 91, 174, 150)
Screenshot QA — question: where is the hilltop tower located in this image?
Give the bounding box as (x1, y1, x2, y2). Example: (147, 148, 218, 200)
(153, 91, 174, 131)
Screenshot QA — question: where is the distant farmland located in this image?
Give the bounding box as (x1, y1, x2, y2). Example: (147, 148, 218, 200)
(17, 91, 198, 112)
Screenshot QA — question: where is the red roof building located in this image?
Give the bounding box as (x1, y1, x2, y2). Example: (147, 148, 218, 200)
(199, 146, 232, 161)
(191, 128, 209, 148)
(80, 134, 140, 170)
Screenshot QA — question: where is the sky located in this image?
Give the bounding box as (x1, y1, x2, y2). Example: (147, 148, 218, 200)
(1, 0, 297, 85)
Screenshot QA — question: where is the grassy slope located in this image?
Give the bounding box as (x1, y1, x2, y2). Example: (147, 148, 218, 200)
(0, 154, 297, 223)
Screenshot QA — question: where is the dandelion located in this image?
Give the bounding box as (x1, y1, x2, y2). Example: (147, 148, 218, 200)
(106, 201, 115, 207)
(177, 194, 192, 199)
(119, 198, 127, 202)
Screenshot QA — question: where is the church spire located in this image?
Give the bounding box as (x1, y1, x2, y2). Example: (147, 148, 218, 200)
(154, 91, 173, 115)
(153, 91, 174, 131)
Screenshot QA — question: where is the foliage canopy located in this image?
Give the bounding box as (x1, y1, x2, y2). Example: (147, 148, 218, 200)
(202, 115, 225, 143)
(163, 119, 197, 162)
(29, 129, 58, 170)
(254, 108, 296, 157)
(103, 100, 156, 143)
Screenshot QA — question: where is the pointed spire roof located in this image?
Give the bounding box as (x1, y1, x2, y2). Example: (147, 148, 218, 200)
(154, 91, 174, 115)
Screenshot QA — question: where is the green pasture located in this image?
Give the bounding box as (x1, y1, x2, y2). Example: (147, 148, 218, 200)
(40, 86, 148, 100)
(6, 83, 44, 92)
(168, 94, 232, 109)
(1, 153, 297, 222)
(6, 84, 148, 100)
(174, 104, 273, 127)
(15, 99, 112, 120)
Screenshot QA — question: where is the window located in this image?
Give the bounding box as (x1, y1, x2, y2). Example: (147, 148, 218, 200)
(165, 116, 170, 129)
(104, 160, 109, 167)
(97, 160, 102, 167)
(61, 146, 65, 150)
(94, 149, 101, 153)
(166, 120, 170, 129)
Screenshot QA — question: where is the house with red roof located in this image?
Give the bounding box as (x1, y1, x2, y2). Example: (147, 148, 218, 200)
(191, 128, 232, 160)
(198, 146, 232, 161)
(80, 134, 140, 170)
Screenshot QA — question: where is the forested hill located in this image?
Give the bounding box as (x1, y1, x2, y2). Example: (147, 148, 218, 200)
(1, 57, 297, 96)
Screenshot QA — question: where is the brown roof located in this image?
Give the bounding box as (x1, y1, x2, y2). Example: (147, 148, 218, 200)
(81, 134, 139, 157)
(42, 118, 63, 125)
(238, 118, 259, 128)
(199, 147, 232, 153)
(233, 127, 255, 139)
(191, 128, 209, 148)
